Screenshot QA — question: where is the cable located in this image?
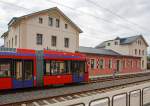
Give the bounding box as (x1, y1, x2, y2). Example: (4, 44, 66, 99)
(45, 0, 139, 33)
(85, 0, 150, 33)
(0, 0, 32, 12)
(0, 0, 142, 34)
(0, 1, 135, 36)
(0, 0, 147, 36)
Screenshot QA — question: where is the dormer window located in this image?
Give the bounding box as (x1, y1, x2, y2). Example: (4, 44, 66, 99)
(107, 43, 111, 46)
(48, 17, 53, 26)
(115, 41, 118, 45)
(39, 17, 43, 24)
(56, 19, 60, 28)
(139, 49, 141, 55)
(65, 24, 68, 29)
(135, 49, 137, 55)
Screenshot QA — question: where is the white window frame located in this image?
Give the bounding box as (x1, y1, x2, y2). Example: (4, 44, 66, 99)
(36, 34, 43, 45)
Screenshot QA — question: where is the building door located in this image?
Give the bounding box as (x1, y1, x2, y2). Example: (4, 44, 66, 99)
(116, 60, 121, 72)
(72, 61, 84, 83)
(13, 60, 34, 89)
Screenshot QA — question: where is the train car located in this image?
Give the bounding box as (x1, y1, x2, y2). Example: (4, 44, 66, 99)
(0, 48, 36, 90)
(42, 50, 88, 86)
(0, 48, 88, 90)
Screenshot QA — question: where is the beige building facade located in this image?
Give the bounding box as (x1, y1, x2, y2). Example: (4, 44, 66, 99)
(95, 36, 148, 70)
(2, 7, 82, 52)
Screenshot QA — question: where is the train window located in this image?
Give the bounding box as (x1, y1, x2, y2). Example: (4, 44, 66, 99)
(0, 61, 11, 77)
(24, 61, 33, 80)
(15, 61, 23, 80)
(46, 61, 51, 75)
(45, 60, 71, 75)
(51, 61, 65, 75)
(66, 61, 71, 74)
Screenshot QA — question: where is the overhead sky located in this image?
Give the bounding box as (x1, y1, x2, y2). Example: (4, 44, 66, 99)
(0, 0, 150, 50)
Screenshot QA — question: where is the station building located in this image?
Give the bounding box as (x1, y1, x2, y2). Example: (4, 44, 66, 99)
(1, 7, 146, 76)
(95, 36, 148, 70)
(1, 7, 82, 52)
(78, 46, 141, 76)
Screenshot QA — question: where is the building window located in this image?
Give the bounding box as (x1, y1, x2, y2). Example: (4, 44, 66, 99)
(126, 60, 129, 67)
(135, 60, 138, 68)
(65, 24, 68, 29)
(131, 60, 133, 68)
(135, 49, 137, 55)
(138, 40, 140, 45)
(48, 17, 53, 26)
(107, 43, 110, 46)
(142, 50, 144, 55)
(0, 61, 11, 77)
(51, 36, 57, 47)
(114, 41, 118, 45)
(6, 42, 8, 47)
(56, 19, 60, 28)
(108, 59, 112, 69)
(122, 60, 126, 69)
(36, 34, 43, 45)
(142, 60, 144, 68)
(139, 40, 141, 45)
(15, 35, 17, 46)
(99, 59, 104, 69)
(90, 59, 95, 69)
(139, 50, 141, 55)
(64, 38, 69, 48)
(12, 38, 13, 48)
(9, 40, 10, 48)
(39, 17, 43, 24)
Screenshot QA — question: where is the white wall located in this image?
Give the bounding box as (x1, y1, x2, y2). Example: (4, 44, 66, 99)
(103, 37, 148, 70)
(4, 9, 80, 52)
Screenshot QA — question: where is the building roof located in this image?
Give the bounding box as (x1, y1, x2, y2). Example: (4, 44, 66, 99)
(4, 7, 82, 37)
(95, 41, 107, 48)
(78, 46, 121, 56)
(1, 31, 8, 38)
(95, 35, 149, 48)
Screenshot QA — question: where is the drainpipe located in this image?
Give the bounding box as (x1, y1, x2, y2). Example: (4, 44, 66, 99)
(19, 23, 20, 48)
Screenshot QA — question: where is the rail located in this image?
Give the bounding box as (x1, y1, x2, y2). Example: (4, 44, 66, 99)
(1, 72, 150, 106)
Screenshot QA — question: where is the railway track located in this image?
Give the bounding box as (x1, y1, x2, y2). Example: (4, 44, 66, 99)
(90, 71, 150, 82)
(1, 72, 150, 106)
(11, 80, 150, 106)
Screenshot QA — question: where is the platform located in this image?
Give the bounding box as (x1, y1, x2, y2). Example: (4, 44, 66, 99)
(1, 74, 150, 106)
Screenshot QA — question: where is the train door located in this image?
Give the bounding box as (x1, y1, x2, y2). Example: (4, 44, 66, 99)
(72, 61, 85, 83)
(13, 60, 34, 89)
(23, 60, 34, 88)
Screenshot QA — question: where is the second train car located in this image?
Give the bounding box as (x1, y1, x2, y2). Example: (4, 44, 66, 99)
(0, 48, 88, 90)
